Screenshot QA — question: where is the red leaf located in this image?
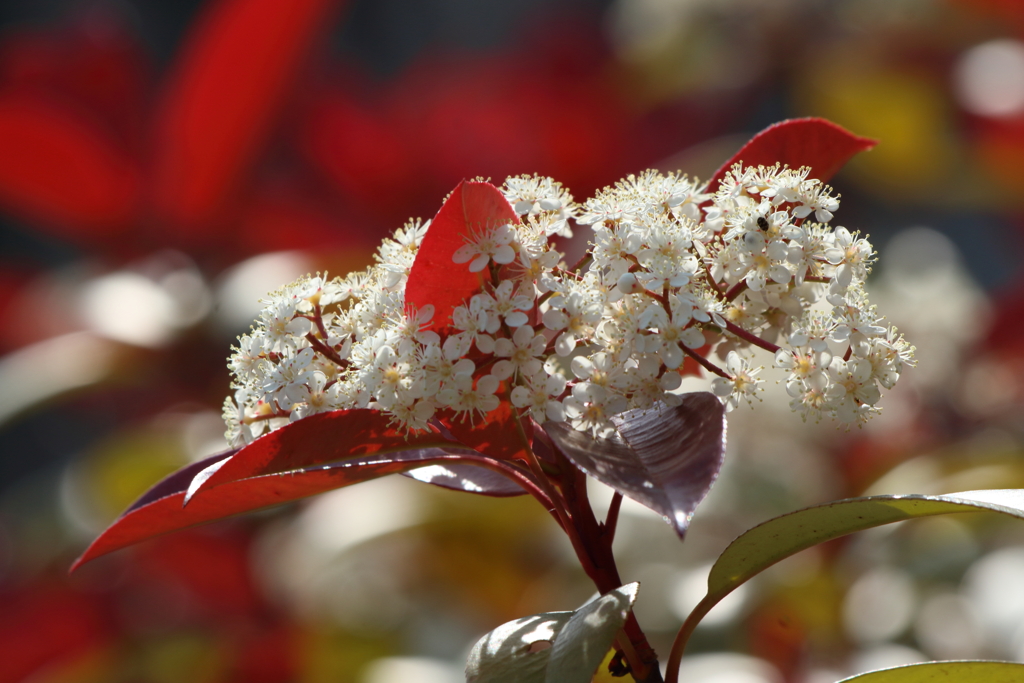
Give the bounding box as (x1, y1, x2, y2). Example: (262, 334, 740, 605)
(0, 94, 139, 237)
(72, 411, 516, 570)
(405, 180, 519, 330)
(543, 393, 726, 537)
(708, 118, 876, 190)
(195, 409, 531, 498)
(187, 409, 454, 499)
(153, 0, 341, 230)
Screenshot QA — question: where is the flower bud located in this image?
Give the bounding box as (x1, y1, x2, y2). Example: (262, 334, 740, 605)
(616, 272, 642, 294)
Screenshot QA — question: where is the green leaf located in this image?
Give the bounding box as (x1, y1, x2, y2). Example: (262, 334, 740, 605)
(465, 583, 638, 683)
(666, 490, 1024, 680)
(836, 660, 1024, 682)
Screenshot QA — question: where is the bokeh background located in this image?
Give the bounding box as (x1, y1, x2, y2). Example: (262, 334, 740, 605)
(2, 0, 1024, 681)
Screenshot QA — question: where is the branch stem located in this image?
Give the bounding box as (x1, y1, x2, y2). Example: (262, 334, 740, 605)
(304, 333, 347, 367)
(724, 280, 748, 302)
(554, 451, 663, 682)
(722, 320, 781, 354)
(681, 344, 730, 379)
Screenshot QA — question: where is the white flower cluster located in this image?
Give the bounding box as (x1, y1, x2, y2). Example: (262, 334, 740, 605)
(223, 167, 914, 446)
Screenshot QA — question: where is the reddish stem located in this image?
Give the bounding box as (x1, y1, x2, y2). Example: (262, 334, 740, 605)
(312, 303, 331, 341)
(724, 280, 748, 302)
(722, 320, 781, 354)
(304, 332, 347, 367)
(555, 451, 664, 683)
(569, 252, 593, 274)
(702, 262, 724, 296)
(680, 344, 731, 379)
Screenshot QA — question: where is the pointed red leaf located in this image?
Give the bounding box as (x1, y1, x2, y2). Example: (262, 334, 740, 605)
(153, 0, 341, 230)
(543, 393, 726, 537)
(70, 453, 431, 571)
(186, 409, 455, 500)
(0, 94, 139, 237)
(708, 118, 876, 190)
(405, 181, 519, 330)
(73, 450, 517, 572)
(127, 451, 236, 515)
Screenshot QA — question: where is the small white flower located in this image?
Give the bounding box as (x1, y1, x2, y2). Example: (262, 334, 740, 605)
(826, 357, 880, 423)
(490, 280, 534, 328)
(438, 373, 501, 421)
(562, 383, 628, 438)
(774, 347, 832, 382)
(452, 223, 518, 272)
(493, 325, 546, 380)
(511, 371, 567, 423)
(711, 351, 763, 411)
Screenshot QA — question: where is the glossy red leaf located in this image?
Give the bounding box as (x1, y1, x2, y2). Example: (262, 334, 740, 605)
(73, 411, 526, 570)
(0, 94, 139, 237)
(153, 0, 341, 230)
(127, 450, 236, 514)
(185, 409, 456, 500)
(405, 180, 519, 330)
(74, 450, 516, 571)
(708, 117, 876, 190)
(543, 393, 726, 537)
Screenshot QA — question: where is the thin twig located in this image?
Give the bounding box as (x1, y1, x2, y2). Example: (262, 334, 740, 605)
(665, 594, 717, 683)
(680, 344, 730, 379)
(702, 262, 724, 296)
(721, 320, 781, 354)
(724, 280, 747, 302)
(569, 252, 593, 274)
(304, 333, 347, 367)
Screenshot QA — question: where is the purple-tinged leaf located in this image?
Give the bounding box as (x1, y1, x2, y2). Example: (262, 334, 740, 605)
(403, 461, 528, 497)
(543, 393, 726, 537)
